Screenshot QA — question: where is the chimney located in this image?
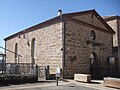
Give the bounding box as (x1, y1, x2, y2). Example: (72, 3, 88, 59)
(58, 9, 62, 16)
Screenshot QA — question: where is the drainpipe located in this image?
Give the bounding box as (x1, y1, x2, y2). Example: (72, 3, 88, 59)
(58, 10, 66, 78)
(117, 16, 120, 71)
(62, 18, 66, 79)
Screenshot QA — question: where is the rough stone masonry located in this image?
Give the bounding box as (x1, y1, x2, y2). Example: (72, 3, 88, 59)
(4, 9, 114, 78)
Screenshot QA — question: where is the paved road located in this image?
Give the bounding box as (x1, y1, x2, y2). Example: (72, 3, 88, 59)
(0, 79, 119, 90)
(19, 84, 96, 90)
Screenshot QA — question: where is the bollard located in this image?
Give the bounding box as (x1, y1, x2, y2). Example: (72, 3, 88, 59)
(56, 68, 61, 86)
(56, 73, 60, 86)
(56, 76, 58, 86)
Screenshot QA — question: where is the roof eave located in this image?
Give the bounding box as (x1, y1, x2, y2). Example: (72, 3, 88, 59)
(104, 15, 120, 21)
(93, 10, 115, 34)
(4, 16, 62, 41)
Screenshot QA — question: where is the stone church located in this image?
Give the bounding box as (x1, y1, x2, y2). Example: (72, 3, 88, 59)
(4, 9, 115, 78)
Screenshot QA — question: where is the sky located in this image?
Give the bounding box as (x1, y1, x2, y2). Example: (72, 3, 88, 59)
(0, 0, 120, 53)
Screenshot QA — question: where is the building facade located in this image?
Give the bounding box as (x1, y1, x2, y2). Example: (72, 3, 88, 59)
(4, 9, 114, 78)
(104, 16, 120, 71)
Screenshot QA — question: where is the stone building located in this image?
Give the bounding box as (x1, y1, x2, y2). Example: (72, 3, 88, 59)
(4, 9, 115, 79)
(104, 16, 120, 72)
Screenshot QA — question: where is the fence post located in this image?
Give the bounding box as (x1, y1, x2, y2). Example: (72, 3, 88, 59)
(46, 65, 49, 80)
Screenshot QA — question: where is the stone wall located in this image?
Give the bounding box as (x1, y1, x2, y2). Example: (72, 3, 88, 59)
(5, 21, 63, 74)
(74, 14, 107, 30)
(64, 16, 113, 78)
(106, 18, 120, 71)
(106, 19, 118, 47)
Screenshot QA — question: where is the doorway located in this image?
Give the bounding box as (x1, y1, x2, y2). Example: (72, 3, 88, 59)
(89, 52, 99, 79)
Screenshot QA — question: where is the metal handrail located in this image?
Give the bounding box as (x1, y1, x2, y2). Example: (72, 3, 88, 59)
(0, 46, 22, 57)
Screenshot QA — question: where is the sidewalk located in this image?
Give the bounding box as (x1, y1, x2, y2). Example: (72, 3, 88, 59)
(72, 79, 119, 90)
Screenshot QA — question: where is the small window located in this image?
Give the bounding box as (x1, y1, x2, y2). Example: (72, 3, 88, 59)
(91, 30, 96, 40)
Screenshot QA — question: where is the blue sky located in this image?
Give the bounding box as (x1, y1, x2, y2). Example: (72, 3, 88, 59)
(0, 0, 120, 53)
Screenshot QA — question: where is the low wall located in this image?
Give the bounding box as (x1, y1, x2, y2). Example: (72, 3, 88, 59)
(0, 74, 38, 84)
(104, 77, 120, 89)
(0, 63, 38, 84)
(74, 74, 91, 82)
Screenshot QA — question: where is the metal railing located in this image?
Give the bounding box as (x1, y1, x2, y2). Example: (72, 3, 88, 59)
(0, 63, 38, 76)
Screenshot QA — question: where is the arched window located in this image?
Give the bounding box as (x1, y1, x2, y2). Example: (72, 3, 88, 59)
(31, 38, 36, 64)
(91, 30, 96, 40)
(15, 43, 18, 63)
